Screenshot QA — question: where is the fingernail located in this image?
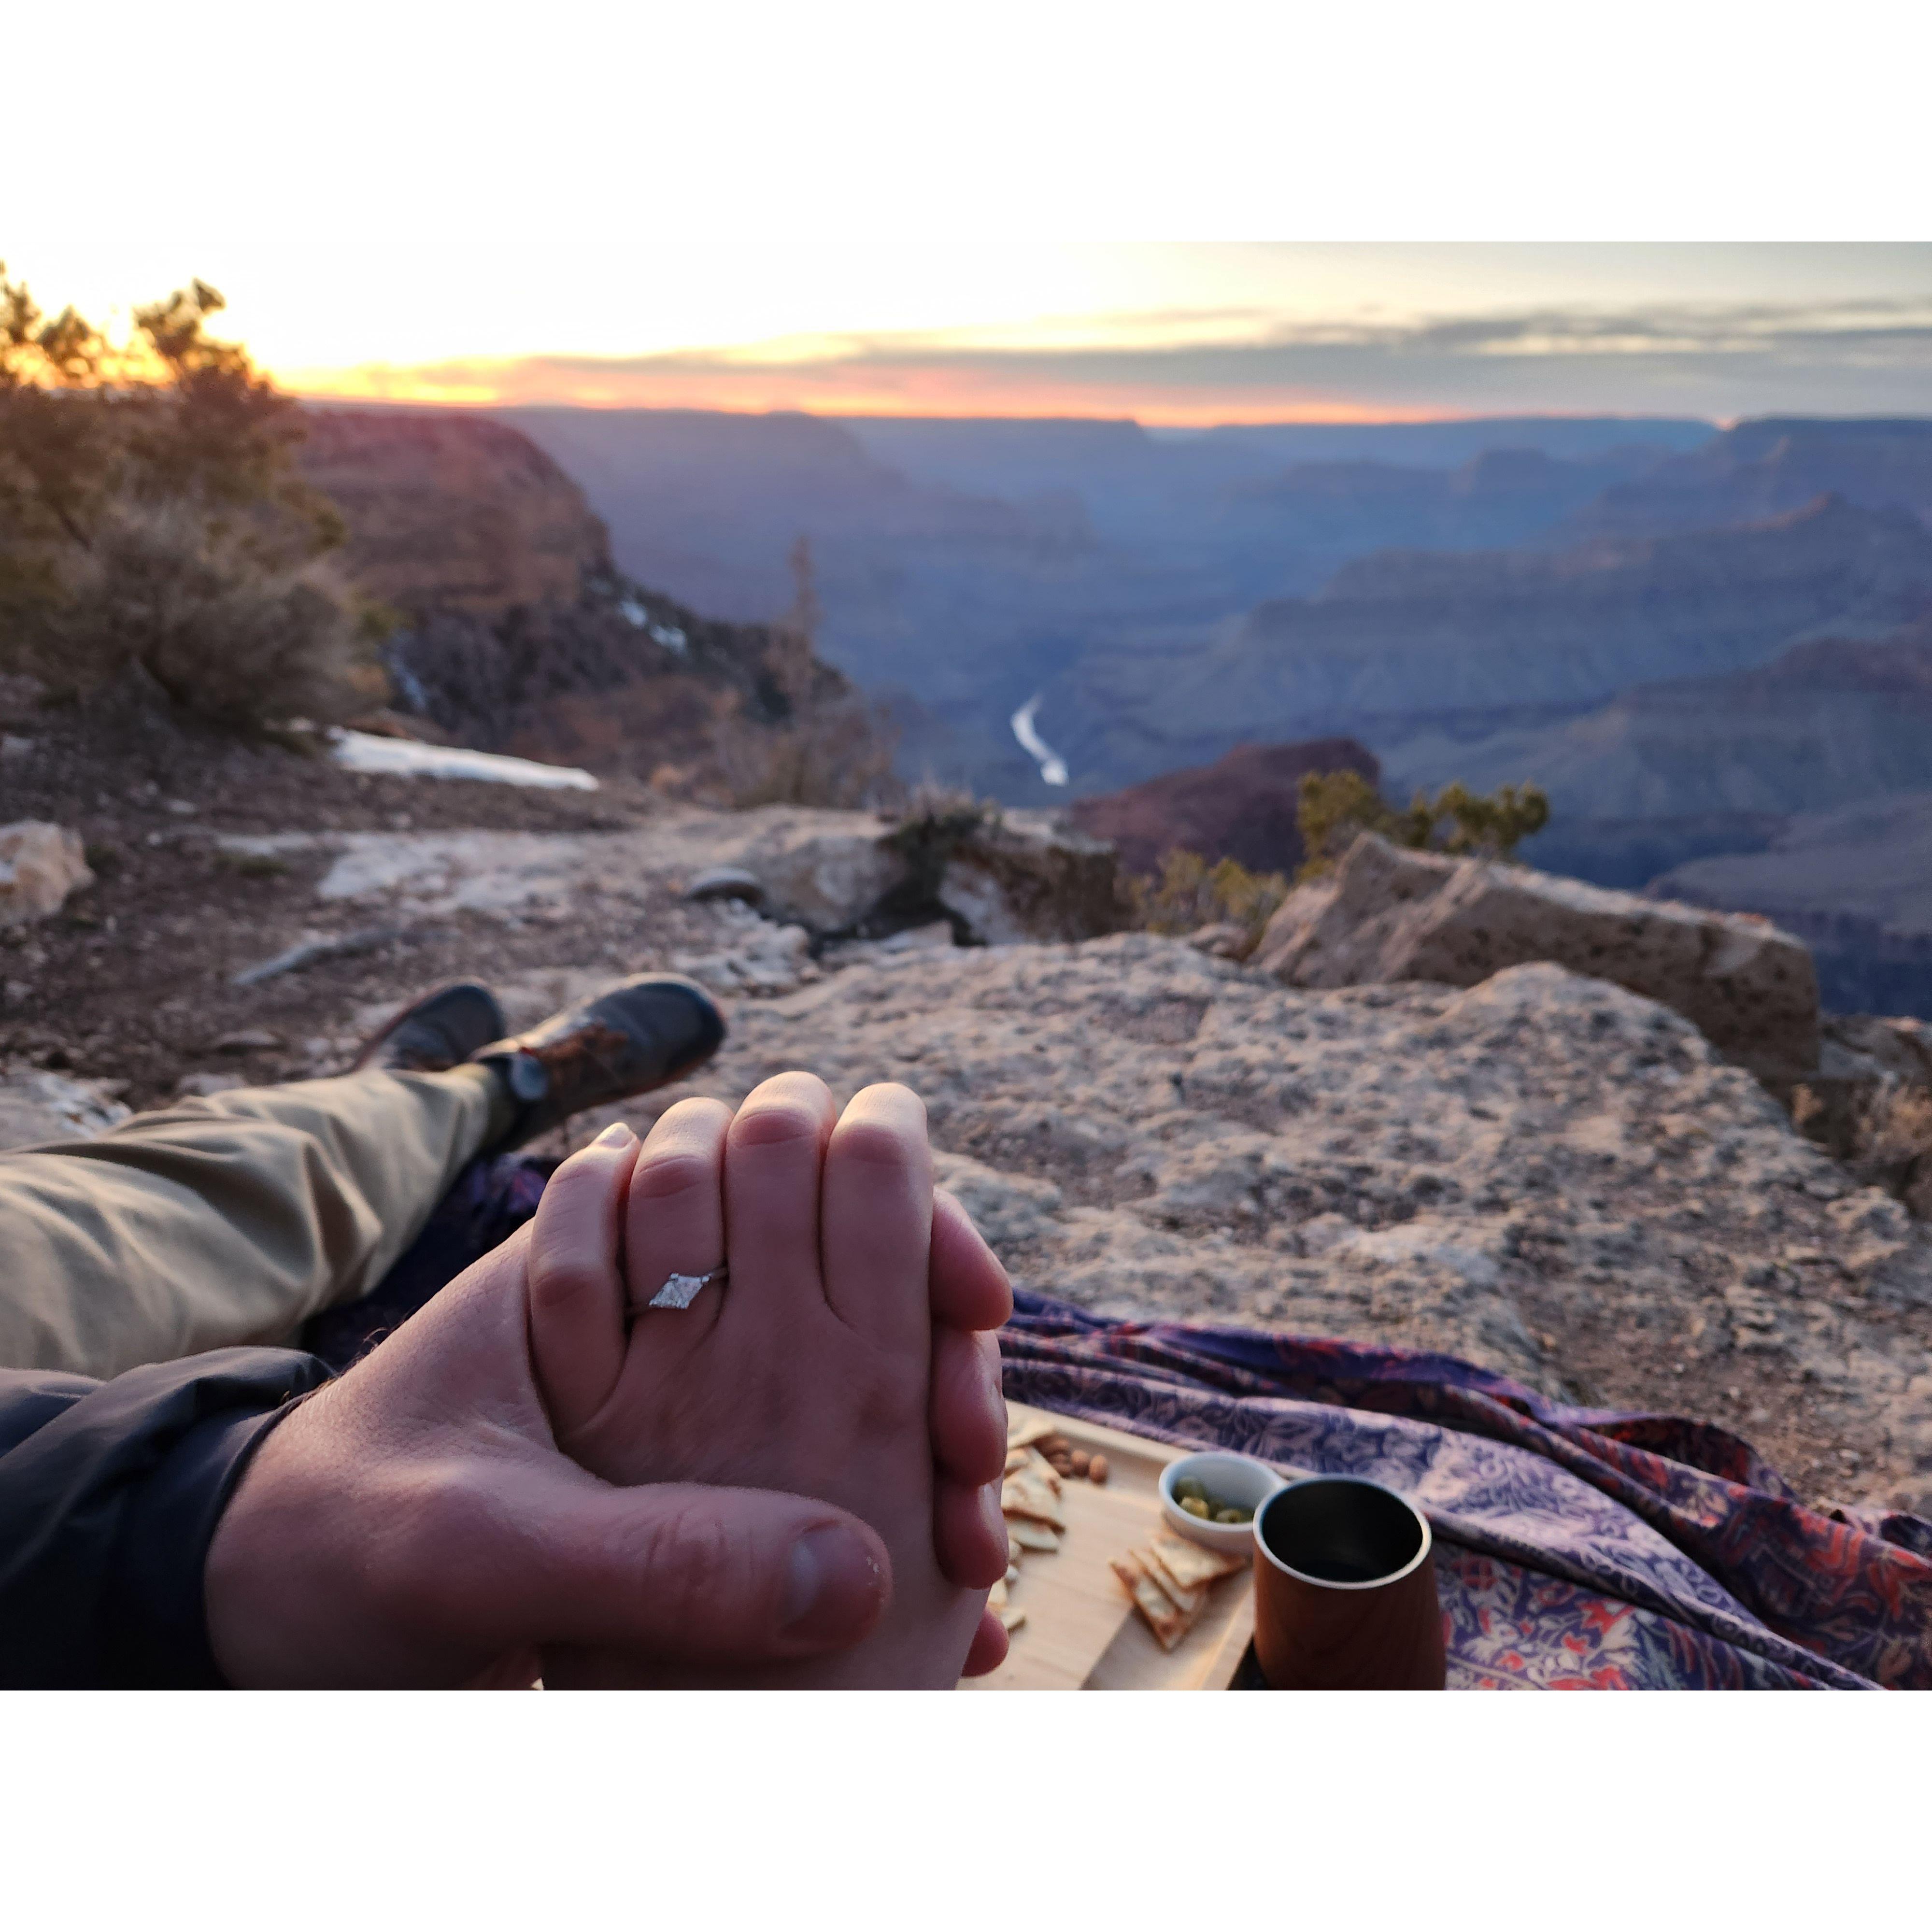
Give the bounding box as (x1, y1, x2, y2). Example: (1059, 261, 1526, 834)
(781, 1523, 885, 1645)
(594, 1122, 637, 1149)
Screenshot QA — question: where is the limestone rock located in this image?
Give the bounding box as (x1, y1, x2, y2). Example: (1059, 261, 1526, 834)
(671, 907, 817, 997)
(1252, 832, 1819, 1080)
(630, 935, 1932, 1516)
(937, 811, 1128, 945)
(719, 813, 904, 935)
(0, 1067, 129, 1150)
(1793, 1012, 1932, 1218)
(0, 822, 93, 926)
(682, 865, 765, 907)
(173, 1071, 249, 1099)
(1186, 921, 1251, 960)
(213, 1029, 284, 1054)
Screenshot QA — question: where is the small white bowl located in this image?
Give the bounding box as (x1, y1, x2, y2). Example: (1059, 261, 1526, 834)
(1158, 1452, 1286, 1555)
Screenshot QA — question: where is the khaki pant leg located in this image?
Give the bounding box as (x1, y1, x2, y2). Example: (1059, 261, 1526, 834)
(0, 1064, 513, 1378)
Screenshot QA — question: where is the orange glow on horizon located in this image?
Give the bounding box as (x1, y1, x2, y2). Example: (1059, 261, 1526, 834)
(283, 357, 1465, 427)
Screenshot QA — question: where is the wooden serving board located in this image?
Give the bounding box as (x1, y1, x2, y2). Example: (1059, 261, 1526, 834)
(959, 1404, 1258, 1691)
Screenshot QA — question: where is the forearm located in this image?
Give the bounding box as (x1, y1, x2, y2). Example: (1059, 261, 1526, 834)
(0, 1350, 332, 1687)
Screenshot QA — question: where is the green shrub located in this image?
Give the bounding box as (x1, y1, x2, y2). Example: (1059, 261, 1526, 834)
(1296, 768, 1550, 880)
(0, 265, 378, 729)
(1131, 848, 1290, 952)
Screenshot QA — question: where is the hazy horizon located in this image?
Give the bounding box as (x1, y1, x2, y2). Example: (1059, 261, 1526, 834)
(14, 240, 1930, 425)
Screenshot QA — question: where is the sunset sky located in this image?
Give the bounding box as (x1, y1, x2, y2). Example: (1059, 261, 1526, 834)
(14, 237, 1929, 425)
(14, 10, 1931, 425)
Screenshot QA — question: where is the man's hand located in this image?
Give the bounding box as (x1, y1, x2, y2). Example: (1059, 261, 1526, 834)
(204, 1185, 1012, 1688)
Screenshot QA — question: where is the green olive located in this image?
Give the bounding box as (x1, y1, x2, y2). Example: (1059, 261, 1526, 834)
(1174, 1477, 1208, 1503)
(1179, 1495, 1211, 1519)
(1215, 1506, 1249, 1524)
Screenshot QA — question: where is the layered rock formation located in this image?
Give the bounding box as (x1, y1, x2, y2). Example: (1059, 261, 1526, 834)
(1386, 621, 1932, 831)
(294, 407, 846, 792)
(1564, 417, 1932, 543)
(1059, 495, 1932, 787)
(298, 409, 609, 618)
(1068, 738, 1380, 878)
(1251, 834, 1820, 1080)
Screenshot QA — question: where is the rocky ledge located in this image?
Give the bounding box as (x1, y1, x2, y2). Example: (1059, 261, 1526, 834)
(601, 932, 1932, 1519)
(11, 769, 1932, 1519)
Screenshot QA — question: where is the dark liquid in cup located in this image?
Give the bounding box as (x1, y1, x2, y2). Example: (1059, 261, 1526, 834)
(1258, 1478, 1426, 1586)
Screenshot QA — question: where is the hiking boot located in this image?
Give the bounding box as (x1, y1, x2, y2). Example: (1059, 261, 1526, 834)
(352, 982, 508, 1074)
(471, 973, 726, 1149)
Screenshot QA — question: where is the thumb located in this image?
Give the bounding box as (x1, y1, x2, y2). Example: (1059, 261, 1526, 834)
(461, 1464, 894, 1665)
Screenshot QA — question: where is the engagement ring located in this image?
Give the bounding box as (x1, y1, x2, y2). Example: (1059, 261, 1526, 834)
(634, 1264, 727, 1314)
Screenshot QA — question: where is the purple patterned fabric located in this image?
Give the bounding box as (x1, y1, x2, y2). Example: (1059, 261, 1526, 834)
(324, 1156, 1932, 1690)
(1001, 1293, 1932, 1690)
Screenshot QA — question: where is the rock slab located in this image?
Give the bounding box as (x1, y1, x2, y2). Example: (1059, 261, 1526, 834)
(1253, 832, 1820, 1079)
(621, 936, 1932, 1517)
(0, 822, 93, 926)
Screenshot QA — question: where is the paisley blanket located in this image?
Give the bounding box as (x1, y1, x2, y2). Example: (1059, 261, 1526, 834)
(1002, 1292, 1932, 1690)
(310, 1155, 1932, 1690)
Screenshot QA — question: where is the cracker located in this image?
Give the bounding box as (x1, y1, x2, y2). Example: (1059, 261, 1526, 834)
(1006, 1414, 1058, 1450)
(1006, 1518, 1061, 1552)
(998, 1605, 1027, 1633)
(989, 1577, 1008, 1613)
(1109, 1555, 1194, 1652)
(1132, 1546, 1204, 1617)
(1150, 1530, 1247, 1589)
(1021, 1448, 1063, 1493)
(1004, 1447, 1031, 1477)
(1001, 1474, 1066, 1530)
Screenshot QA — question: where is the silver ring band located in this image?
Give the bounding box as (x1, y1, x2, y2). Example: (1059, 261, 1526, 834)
(630, 1264, 727, 1315)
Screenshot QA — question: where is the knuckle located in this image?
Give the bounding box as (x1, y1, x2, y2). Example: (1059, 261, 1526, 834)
(730, 1096, 826, 1151)
(628, 1146, 720, 1205)
(632, 1500, 764, 1640)
(526, 1242, 603, 1313)
(829, 1116, 921, 1171)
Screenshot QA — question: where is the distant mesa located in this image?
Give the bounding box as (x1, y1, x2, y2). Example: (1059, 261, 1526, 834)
(298, 408, 610, 619)
(1560, 416, 1932, 543)
(1069, 738, 1380, 878)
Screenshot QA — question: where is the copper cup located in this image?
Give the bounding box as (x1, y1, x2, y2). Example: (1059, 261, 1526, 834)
(1250, 1477, 1446, 1690)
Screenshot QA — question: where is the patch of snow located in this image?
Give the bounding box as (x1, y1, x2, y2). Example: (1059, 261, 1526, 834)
(617, 599, 688, 655)
(328, 730, 598, 792)
(1011, 694, 1068, 787)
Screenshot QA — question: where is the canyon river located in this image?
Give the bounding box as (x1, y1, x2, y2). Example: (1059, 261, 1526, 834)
(1011, 694, 1069, 786)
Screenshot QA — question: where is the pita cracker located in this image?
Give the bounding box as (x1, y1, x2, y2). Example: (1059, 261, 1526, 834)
(1000, 1474, 1065, 1530)
(1131, 1546, 1204, 1617)
(1006, 1518, 1061, 1552)
(1004, 1448, 1031, 1477)
(1021, 1449, 1063, 1493)
(1006, 1414, 1058, 1450)
(998, 1605, 1027, 1633)
(1149, 1530, 1246, 1590)
(1109, 1555, 1194, 1652)
(988, 1577, 1008, 1613)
